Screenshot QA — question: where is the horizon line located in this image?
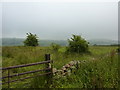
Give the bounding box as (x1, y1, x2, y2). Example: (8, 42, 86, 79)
(1, 37, 119, 41)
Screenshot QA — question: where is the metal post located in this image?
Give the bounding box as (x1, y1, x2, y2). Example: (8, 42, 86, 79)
(8, 69, 10, 88)
(45, 54, 52, 88)
(45, 54, 50, 68)
(76, 61, 79, 69)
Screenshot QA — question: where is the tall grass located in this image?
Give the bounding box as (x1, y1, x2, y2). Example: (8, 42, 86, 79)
(52, 53, 118, 88)
(2, 46, 118, 88)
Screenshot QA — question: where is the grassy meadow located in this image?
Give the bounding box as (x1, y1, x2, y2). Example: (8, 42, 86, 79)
(2, 46, 119, 88)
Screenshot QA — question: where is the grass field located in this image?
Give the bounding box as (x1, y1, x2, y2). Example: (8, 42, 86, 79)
(2, 46, 119, 88)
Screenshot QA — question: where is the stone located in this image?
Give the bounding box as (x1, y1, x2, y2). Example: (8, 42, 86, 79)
(52, 68, 57, 73)
(70, 66, 76, 69)
(67, 69, 71, 73)
(62, 67, 66, 71)
(62, 72, 67, 76)
(67, 70, 71, 76)
(65, 64, 70, 68)
(62, 66, 65, 68)
(74, 61, 78, 64)
(54, 60, 82, 77)
(49, 63, 51, 68)
(77, 61, 80, 64)
(69, 61, 74, 66)
(57, 70, 63, 75)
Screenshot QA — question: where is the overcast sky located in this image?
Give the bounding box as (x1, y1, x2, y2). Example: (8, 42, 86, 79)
(2, 2, 118, 40)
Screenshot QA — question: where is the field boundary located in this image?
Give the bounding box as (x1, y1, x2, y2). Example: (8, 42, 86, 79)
(1, 54, 53, 88)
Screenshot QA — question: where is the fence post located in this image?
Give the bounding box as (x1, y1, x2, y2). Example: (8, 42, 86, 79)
(45, 54, 53, 88)
(45, 54, 50, 69)
(8, 69, 10, 88)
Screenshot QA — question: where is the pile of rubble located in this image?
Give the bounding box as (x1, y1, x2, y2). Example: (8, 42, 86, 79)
(52, 60, 86, 77)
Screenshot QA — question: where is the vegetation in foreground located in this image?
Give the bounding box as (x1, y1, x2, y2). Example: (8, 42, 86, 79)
(2, 45, 118, 88)
(52, 51, 118, 88)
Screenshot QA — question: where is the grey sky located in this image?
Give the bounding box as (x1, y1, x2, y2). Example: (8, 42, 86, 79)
(0, 3, 2, 39)
(2, 2, 118, 40)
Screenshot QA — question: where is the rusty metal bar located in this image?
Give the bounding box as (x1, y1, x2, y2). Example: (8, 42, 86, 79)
(1, 54, 53, 87)
(8, 69, 10, 88)
(1, 60, 52, 70)
(2, 72, 52, 84)
(2, 68, 51, 79)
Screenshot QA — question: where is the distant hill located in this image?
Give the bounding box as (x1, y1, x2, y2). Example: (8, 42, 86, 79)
(88, 39, 118, 45)
(1, 38, 24, 46)
(1, 38, 68, 46)
(0, 38, 118, 46)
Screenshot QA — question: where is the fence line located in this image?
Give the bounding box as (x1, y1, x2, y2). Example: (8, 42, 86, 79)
(1, 54, 53, 88)
(1, 60, 52, 70)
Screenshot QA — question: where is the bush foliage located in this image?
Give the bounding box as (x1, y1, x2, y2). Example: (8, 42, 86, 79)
(23, 33, 39, 46)
(50, 43, 61, 52)
(67, 35, 89, 53)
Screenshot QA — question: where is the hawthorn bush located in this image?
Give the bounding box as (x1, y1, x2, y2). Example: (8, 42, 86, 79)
(67, 34, 89, 53)
(23, 33, 39, 47)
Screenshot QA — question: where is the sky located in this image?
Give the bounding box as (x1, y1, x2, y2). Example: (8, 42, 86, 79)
(0, 3, 2, 39)
(1, 1, 118, 40)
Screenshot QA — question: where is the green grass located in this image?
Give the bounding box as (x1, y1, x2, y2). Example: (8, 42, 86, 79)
(2, 46, 119, 88)
(2, 46, 117, 68)
(52, 53, 118, 88)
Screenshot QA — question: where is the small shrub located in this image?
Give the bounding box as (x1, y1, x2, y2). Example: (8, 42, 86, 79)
(23, 33, 39, 47)
(50, 43, 61, 52)
(117, 47, 120, 53)
(66, 34, 89, 53)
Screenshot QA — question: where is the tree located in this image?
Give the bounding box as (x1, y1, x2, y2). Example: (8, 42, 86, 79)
(23, 33, 39, 46)
(67, 34, 89, 53)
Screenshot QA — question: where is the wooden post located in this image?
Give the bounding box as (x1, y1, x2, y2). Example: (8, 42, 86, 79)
(45, 54, 52, 88)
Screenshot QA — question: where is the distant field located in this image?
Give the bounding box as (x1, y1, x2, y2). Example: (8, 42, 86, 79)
(2, 46, 118, 88)
(1, 38, 118, 46)
(2, 46, 117, 68)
